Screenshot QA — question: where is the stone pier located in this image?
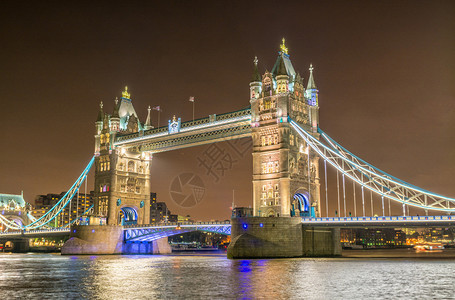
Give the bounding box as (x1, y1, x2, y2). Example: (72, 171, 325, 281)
(227, 217, 341, 258)
(61, 225, 171, 255)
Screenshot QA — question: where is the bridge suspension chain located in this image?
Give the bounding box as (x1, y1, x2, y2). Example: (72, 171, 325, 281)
(0, 156, 95, 231)
(290, 119, 455, 212)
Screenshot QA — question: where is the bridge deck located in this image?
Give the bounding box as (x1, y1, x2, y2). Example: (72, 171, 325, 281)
(302, 215, 455, 228)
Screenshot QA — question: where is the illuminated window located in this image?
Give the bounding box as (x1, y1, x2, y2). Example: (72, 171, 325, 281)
(128, 161, 135, 172)
(261, 136, 266, 146)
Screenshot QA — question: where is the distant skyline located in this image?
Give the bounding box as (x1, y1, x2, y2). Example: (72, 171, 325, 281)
(1, 1, 454, 220)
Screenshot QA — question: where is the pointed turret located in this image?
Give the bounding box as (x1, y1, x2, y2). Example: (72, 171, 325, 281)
(112, 97, 119, 118)
(275, 42, 290, 94)
(304, 64, 319, 132)
(249, 57, 262, 101)
(276, 54, 287, 76)
(306, 64, 317, 90)
(94, 101, 104, 155)
(251, 56, 261, 82)
(97, 101, 104, 122)
(272, 39, 296, 95)
(144, 106, 152, 130)
(110, 97, 120, 132)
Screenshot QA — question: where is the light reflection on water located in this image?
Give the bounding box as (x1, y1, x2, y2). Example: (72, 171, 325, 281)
(1, 251, 455, 299)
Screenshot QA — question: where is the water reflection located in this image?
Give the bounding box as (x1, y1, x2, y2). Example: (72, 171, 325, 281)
(1, 251, 455, 299)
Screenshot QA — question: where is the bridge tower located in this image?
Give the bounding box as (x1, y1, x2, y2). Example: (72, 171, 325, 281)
(94, 87, 152, 225)
(250, 39, 321, 218)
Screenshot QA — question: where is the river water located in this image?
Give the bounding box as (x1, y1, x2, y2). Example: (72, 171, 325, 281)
(1, 250, 455, 299)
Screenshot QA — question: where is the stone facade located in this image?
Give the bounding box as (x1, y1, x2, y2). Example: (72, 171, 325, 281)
(227, 217, 341, 258)
(250, 40, 321, 218)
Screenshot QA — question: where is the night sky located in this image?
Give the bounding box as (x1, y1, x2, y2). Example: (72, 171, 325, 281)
(1, 1, 454, 221)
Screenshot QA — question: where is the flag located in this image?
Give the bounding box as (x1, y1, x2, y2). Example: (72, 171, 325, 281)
(189, 96, 195, 102)
(152, 106, 161, 111)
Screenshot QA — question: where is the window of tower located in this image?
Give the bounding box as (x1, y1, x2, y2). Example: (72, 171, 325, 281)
(128, 161, 135, 172)
(274, 161, 279, 173)
(274, 134, 279, 145)
(261, 136, 266, 147)
(262, 163, 267, 174)
(267, 135, 272, 145)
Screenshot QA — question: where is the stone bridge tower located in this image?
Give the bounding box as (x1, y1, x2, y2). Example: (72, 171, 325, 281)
(250, 39, 321, 218)
(94, 87, 152, 225)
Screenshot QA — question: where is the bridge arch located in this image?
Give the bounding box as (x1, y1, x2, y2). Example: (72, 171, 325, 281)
(291, 191, 314, 217)
(118, 207, 138, 225)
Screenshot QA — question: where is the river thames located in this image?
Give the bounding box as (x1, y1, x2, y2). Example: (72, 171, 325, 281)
(1, 250, 455, 299)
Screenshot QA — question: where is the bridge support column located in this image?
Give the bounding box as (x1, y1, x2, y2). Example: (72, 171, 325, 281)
(62, 225, 123, 255)
(227, 217, 341, 258)
(11, 238, 30, 253)
(122, 238, 171, 254)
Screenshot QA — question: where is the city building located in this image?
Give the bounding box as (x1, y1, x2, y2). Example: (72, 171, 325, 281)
(32, 191, 95, 227)
(149, 193, 177, 224)
(341, 228, 407, 248)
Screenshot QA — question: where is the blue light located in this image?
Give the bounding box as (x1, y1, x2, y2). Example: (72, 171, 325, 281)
(242, 223, 248, 229)
(92, 229, 95, 233)
(73, 230, 76, 233)
(259, 223, 263, 227)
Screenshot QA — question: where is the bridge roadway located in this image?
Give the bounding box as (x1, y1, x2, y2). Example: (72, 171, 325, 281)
(0, 228, 70, 238)
(2, 216, 455, 239)
(0, 221, 232, 240)
(301, 215, 455, 228)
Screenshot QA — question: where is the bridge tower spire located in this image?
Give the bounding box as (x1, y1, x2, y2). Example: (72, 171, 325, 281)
(250, 56, 262, 101)
(304, 64, 319, 132)
(250, 40, 321, 218)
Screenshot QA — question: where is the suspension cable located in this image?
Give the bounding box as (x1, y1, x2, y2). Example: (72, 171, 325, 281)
(337, 170, 340, 217)
(324, 159, 328, 217)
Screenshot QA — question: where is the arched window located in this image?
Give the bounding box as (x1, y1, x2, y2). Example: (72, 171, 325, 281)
(128, 161, 135, 172)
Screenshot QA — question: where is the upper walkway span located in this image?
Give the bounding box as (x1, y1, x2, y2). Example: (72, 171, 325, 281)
(114, 108, 251, 153)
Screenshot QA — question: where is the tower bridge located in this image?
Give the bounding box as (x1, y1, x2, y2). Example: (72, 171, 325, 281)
(1, 40, 454, 257)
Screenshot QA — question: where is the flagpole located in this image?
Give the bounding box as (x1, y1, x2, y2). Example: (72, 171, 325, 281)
(158, 110, 160, 129)
(192, 100, 195, 122)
